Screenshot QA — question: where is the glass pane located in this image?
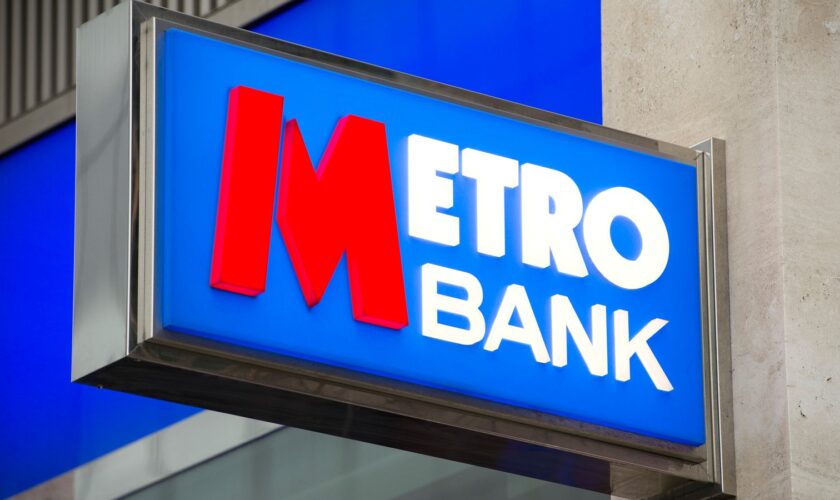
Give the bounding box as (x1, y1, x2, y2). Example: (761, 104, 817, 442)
(127, 427, 606, 500)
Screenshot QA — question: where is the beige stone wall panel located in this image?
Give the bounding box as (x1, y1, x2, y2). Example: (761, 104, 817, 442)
(602, 1, 807, 498)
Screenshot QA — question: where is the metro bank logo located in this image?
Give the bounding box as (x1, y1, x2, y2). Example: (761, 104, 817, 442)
(211, 85, 675, 392)
(158, 28, 704, 445)
(210, 87, 407, 329)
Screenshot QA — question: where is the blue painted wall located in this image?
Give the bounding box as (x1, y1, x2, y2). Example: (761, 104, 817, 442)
(0, 123, 200, 497)
(0, 1, 600, 496)
(252, 0, 602, 123)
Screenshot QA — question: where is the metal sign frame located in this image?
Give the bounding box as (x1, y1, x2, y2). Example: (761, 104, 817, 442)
(73, 2, 735, 498)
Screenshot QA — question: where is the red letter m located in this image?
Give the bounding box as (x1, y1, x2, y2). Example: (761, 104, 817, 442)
(210, 86, 408, 329)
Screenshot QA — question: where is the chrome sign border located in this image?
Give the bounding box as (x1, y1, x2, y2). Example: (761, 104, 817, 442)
(73, 2, 734, 497)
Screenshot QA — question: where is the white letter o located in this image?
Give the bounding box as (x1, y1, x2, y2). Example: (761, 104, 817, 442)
(583, 187, 669, 290)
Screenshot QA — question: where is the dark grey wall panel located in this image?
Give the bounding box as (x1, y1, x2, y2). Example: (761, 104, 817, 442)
(0, 0, 293, 156)
(0, 0, 240, 130)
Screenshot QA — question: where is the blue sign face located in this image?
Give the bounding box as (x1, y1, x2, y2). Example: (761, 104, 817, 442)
(157, 29, 704, 445)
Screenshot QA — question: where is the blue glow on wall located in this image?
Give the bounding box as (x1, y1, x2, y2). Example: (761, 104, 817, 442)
(252, 0, 602, 124)
(0, 123, 199, 497)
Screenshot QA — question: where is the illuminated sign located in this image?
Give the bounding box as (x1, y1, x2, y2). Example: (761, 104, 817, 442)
(159, 28, 702, 444)
(73, 4, 735, 495)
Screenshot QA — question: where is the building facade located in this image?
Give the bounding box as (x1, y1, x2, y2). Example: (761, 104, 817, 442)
(1, 1, 838, 499)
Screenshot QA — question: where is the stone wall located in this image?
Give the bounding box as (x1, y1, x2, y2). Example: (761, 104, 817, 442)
(602, 1, 840, 498)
